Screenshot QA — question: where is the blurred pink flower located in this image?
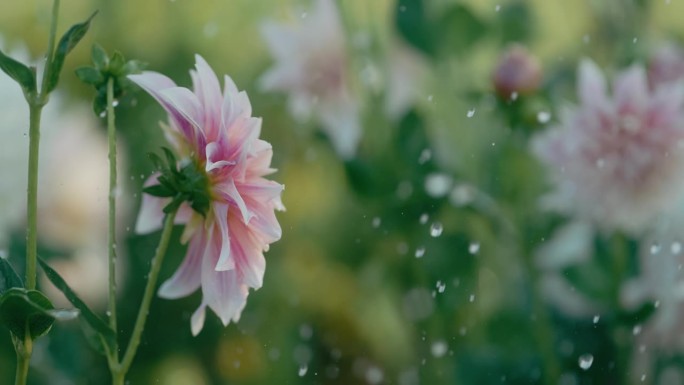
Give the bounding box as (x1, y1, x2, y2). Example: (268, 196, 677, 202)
(129, 55, 284, 335)
(259, 0, 360, 159)
(532, 59, 684, 234)
(648, 42, 684, 89)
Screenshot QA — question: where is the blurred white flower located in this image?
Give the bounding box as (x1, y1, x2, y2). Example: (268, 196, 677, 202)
(0, 36, 129, 308)
(532, 59, 684, 234)
(383, 41, 427, 120)
(260, 0, 360, 159)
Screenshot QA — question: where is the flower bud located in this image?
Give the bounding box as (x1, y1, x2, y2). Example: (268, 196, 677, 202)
(493, 44, 542, 99)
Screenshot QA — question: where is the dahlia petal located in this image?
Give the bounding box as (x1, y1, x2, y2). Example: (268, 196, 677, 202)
(228, 216, 267, 288)
(242, 195, 283, 243)
(128, 72, 177, 97)
(578, 59, 608, 108)
(158, 227, 205, 299)
(201, 229, 249, 325)
(614, 65, 648, 115)
(205, 141, 236, 172)
(214, 178, 253, 224)
(213, 202, 234, 271)
(135, 174, 166, 234)
(192, 55, 223, 139)
(191, 302, 207, 336)
(158, 87, 204, 131)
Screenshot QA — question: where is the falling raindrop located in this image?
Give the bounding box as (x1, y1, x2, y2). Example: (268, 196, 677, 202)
(510, 91, 518, 101)
(99, 111, 107, 118)
(425, 173, 453, 198)
(466, 108, 476, 118)
(469, 294, 475, 302)
(495, 4, 501, 12)
(415, 247, 426, 258)
(436, 281, 446, 293)
(429, 222, 443, 237)
(298, 365, 308, 377)
(650, 243, 661, 254)
(372, 217, 381, 228)
(578, 354, 594, 370)
(427, 95, 434, 102)
(468, 242, 480, 255)
(654, 300, 660, 308)
(633, 325, 642, 335)
(112, 99, 120, 107)
(300, 12, 308, 19)
(431, 340, 448, 358)
(672, 242, 682, 254)
(47, 308, 80, 321)
(593, 315, 600, 324)
(641, 374, 646, 382)
(366, 367, 384, 385)
(537, 111, 551, 123)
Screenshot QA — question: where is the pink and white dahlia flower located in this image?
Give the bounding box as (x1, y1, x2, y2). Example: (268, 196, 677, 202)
(259, 0, 360, 159)
(129, 55, 284, 335)
(532, 59, 684, 234)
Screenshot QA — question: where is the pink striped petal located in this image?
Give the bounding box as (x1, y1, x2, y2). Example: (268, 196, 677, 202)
(191, 302, 207, 336)
(214, 179, 253, 224)
(192, 55, 223, 140)
(229, 215, 267, 288)
(158, 225, 206, 299)
(212, 202, 234, 271)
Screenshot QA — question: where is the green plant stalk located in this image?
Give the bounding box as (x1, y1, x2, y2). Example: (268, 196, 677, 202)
(110, 211, 177, 385)
(25, 103, 43, 291)
(13, 326, 32, 385)
(106, 77, 119, 339)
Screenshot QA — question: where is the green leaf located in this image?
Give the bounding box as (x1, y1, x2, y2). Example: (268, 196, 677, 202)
(438, 5, 487, 55)
(45, 11, 98, 93)
(91, 43, 108, 71)
(395, 0, 435, 57)
(0, 258, 23, 294)
(109, 51, 125, 75)
(0, 288, 54, 340)
(143, 184, 175, 198)
(0, 49, 36, 94)
(75, 66, 104, 85)
(38, 259, 116, 354)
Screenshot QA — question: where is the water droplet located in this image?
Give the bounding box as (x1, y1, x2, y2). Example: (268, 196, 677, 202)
(510, 91, 518, 101)
(425, 173, 453, 198)
(99, 111, 107, 118)
(419, 213, 429, 225)
(468, 242, 480, 255)
(372, 217, 382, 228)
(633, 37, 638, 44)
(633, 325, 642, 335)
(429, 222, 443, 237)
(415, 247, 426, 258)
(431, 340, 448, 357)
(299, 324, 313, 340)
(436, 280, 446, 293)
(466, 108, 476, 118)
(418, 148, 432, 164)
(459, 326, 467, 336)
(650, 243, 661, 254)
(469, 294, 475, 302)
(583, 34, 591, 44)
(300, 12, 308, 18)
(399, 5, 407, 12)
(641, 374, 646, 382)
(537, 111, 551, 124)
(672, 242, 682, 254)
(654, 300, 660, 308)
(495, 4, 501, 12)
(298, 365, 308, 377)
(578, 354, 593, 370)
(366, 367, 384, 384)
(112, 99, 120, 107)
(427, 95, 433, 102)
(593, 315, 600, 324)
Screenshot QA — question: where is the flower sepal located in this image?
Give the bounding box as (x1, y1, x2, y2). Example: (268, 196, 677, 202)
(144, 147, 211, 217)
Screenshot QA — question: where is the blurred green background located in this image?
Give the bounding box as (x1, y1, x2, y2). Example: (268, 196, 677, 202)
(2, 0, 684, 384)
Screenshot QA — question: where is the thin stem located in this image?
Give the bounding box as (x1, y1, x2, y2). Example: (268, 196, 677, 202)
(25, 103, 44, 290)
(117, 211, 177, 376)
(106, 77, 119, 338)
(13, 327, 33, 385)
(40, 0, 60, 95)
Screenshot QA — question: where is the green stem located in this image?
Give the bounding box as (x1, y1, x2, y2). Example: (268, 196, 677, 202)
(13, 326, 33, 385)
(113, 211, 177, 380)
(25, 103, 43, 291)
(106, 77, 119, 339)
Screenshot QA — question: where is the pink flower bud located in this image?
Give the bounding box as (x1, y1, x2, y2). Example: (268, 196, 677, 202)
(493, 44, 542, 99)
